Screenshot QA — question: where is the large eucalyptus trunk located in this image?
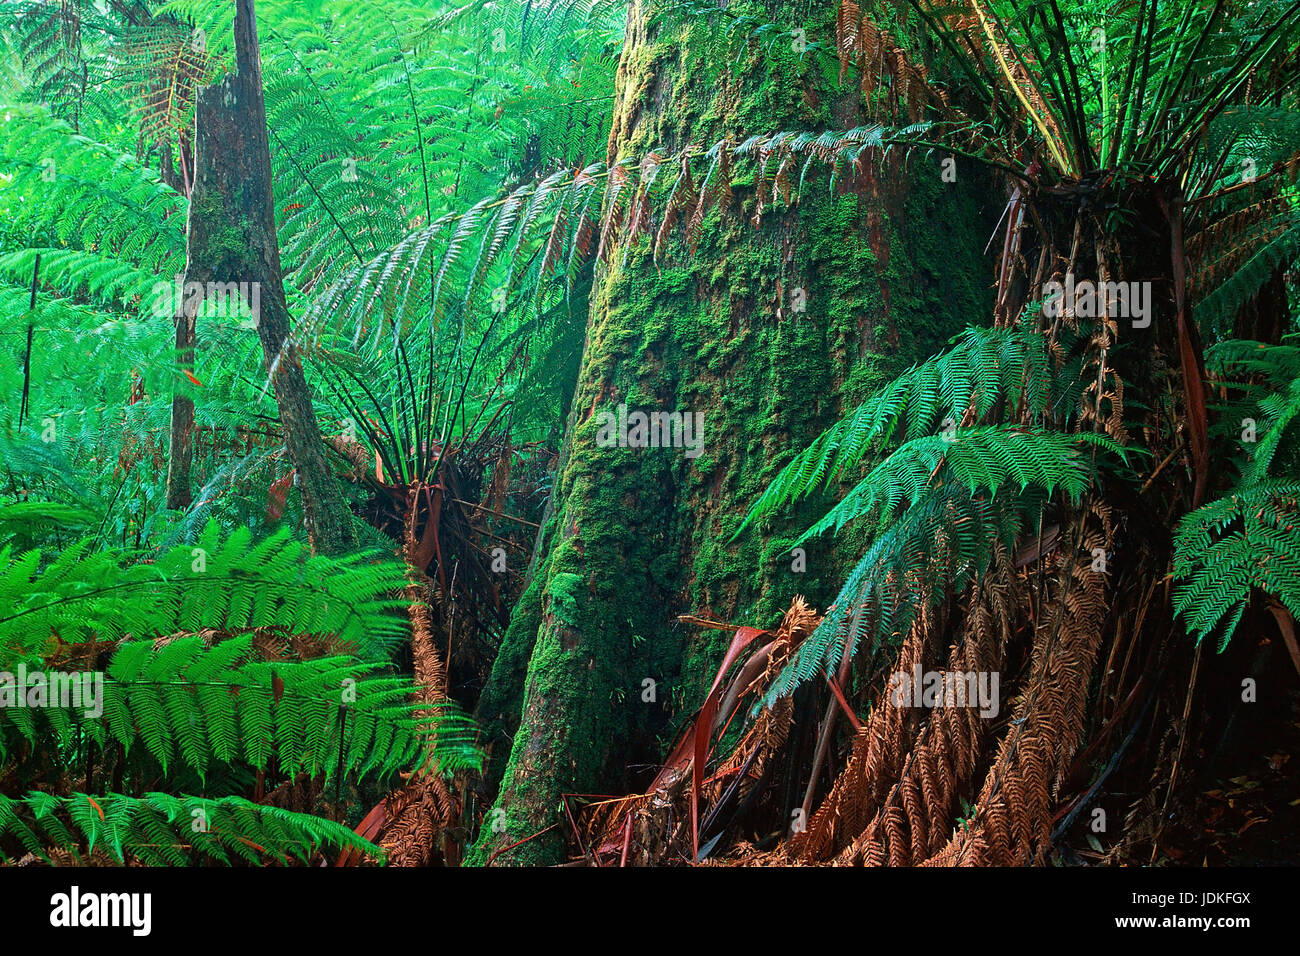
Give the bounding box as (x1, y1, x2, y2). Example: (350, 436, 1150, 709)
(469, 0, 994, 865)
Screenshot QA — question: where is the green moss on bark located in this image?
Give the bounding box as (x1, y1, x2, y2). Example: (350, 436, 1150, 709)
(467, 0, 994, 865)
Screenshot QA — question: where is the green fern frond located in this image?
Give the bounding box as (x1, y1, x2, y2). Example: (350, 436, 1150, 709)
(1194, 207, 1300, 333)
(0, 106, 185, 279)
(736, 326, 1061, 537)
(1173, 480, 1300, 650)
(0, 632, 482, 782)
(0, 517, 410, 663)
(798, 426, 1122, 544)
(0, 791, 384, 865)
(763, 483, 1043, 704)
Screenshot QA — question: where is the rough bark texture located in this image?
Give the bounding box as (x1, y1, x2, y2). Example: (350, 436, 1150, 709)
(470, 0, 995, 865)
(184, 0, 355, 554)
(164, 316, 196, 509)
(165, 214, 201, 510)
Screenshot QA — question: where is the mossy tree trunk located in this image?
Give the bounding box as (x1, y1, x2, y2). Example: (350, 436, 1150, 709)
(176, 0, 355, 555)
(164, 291, 197, 510)
(470, 0, 993, 865)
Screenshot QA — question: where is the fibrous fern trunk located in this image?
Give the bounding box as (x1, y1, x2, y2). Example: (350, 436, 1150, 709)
(164, 318, 196, 509)
(787, 179, 1204, 865)
(377, 487, 461, 866)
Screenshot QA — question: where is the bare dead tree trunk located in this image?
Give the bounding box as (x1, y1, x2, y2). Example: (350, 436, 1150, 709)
(176, 0, 355, 554)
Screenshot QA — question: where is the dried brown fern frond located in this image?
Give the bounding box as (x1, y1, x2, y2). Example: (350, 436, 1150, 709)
(576, 597, 821, 865)
(920, 499, 1114, 866)
(785, 614, 931, 862)
(261, 772, 324, 814)
(125, 23, 211, 154)
(323, 433, 372, 482)
(654, 152, 699, 261)
(834, 0, 951, 121)
(786, 546, 1019, 865)
(836, 0, 862, 83)
(378, 772, 461, 867)
(354, 489, 463, 868)
(708, 597, 821, 791)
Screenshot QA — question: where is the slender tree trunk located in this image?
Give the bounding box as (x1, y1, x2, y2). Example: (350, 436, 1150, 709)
(165, 131, 200, 511)
(470, 0, 994, 865)
(179, 0, 355, 554)
(164, 302, 196, 510)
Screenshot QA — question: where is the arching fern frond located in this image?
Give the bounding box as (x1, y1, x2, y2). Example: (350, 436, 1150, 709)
(763, 483, 1044, 704)
(1, 632, 482, 782)
(0, 106, 185, 280)
(0, 791, 383, 865)
(1193, 203, 1300, 334)
(1173, 480, 1300, 650)
(798, 426, 1122, 544)
(736, 325, 1064, 537)
(0, 518, 409, 664)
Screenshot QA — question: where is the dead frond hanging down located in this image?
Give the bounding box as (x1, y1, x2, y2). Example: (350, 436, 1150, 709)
(576, 597, 821, 866)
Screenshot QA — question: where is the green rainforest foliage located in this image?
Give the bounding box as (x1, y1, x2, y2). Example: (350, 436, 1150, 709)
(0, 0, 616, 866)
(0, 0, 1297, 868)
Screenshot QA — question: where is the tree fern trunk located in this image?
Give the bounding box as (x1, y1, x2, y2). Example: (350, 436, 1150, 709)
(469, 0, 994, 865)
(786, 175, 1206, 865)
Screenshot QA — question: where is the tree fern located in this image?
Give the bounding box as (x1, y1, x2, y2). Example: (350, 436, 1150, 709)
(1, 632, 481, 782)
(755, 423, 1120, 701)
(0, 791, 384, 865)
(740, 306, 1126, 702)
(736, 325, 1068, 536)
(0, 517, 410, 663)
